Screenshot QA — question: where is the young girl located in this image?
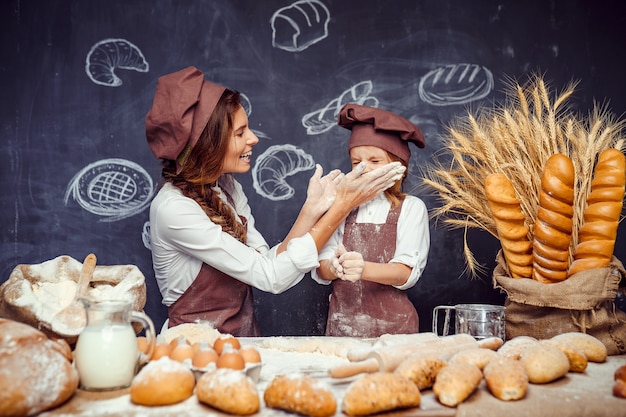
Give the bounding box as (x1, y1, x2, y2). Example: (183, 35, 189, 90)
(145, 67, 405, 336)
(312, 103, 430, 337)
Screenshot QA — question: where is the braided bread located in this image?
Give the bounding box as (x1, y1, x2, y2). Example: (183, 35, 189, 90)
(568, 148, 625, 276)
(484, 173, 533, 278)
(532, 154, 575, 283)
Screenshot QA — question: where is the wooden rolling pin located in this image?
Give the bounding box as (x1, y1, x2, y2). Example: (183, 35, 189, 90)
(347, 332, 441, 362)
(329, 333, 479, 379)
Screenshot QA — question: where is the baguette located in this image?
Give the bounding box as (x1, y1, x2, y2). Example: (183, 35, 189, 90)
(483, 356, 528, 401)
(484, 173, 533, 278)
(568, 148, 625, 276)
(532, 154, 575, 283)
(433, 362, 482, 407)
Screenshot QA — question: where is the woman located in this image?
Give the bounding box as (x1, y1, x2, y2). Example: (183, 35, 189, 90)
(312, 103, 430, 337)
(145, 66, 405, 336)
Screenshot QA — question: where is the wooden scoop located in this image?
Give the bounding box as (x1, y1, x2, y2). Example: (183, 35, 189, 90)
(53, 253, 97, 330)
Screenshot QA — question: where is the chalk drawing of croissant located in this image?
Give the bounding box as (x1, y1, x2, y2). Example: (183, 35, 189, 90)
(252, 144, 316, 201)
(271, 0, 330, 52)
(302, 80, 380, 135)
(85, 38, 149, 87)
(64, 158, 155, 222)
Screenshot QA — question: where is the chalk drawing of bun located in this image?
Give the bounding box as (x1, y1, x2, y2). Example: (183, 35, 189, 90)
(252, 144, 316, 201)
(271, 0, 330, 52)
(418, 63, 493, 106)
(85, 38, 149, 87)
(64, 158, 155, 222)
(302, 80, 379, 135)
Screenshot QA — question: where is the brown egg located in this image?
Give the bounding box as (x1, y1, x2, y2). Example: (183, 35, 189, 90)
(169, 336, 188, 349)
(192, 343, 219, 368)
(239, 346, 261, 364)
(213, 337, 241, 355)
(151, 342, 173, 361)
(170, 340, 194, 363)
(216, 346, 245, 370)
(137, 336, 150, 355)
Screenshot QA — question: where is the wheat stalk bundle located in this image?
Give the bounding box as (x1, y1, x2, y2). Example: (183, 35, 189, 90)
(421, 73, 625, 277)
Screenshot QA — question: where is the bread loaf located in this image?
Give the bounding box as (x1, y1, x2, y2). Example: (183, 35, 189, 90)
(568, 148, 625, 276)
(0, 318, 79, 417)
(448, 348, 500, 370)
(519, 344, 570, 384)
(129, 357, 195, 406)
(539, 339, 587, 373)
(264, 374, 336, 417)
(433, 362, 482, 407)
(196, 368, 260, 415)
(483, 356, 528, 401)
(550, 332, 608, 363)
(484, 173, 533, 278)
(394, 354, 447, 390)
(532, 154, 575, 283)
(342, 372, 421, 416)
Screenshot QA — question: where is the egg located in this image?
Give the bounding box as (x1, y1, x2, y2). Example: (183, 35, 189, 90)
(151, 342, 173, 361)
(170, 339, 194, 363)
(213, 336, 241, 355)
(136, 336, 149, 354)
(169, 336, 188, 349)
(239, 346, 261, 364)
(192, 344, 219, 368)
(216, 348, 245, 370)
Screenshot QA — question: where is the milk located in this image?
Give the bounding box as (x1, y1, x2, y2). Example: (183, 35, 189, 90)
(74, 323, 139, 390)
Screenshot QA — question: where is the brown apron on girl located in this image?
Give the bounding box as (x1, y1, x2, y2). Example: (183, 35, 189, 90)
(326, 197, 419, 337)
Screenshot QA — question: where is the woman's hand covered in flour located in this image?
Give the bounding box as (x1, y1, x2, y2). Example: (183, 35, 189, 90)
(329, 243, 364, 282)
(305, 164, 344, 216)
(336, 161, 406, 208)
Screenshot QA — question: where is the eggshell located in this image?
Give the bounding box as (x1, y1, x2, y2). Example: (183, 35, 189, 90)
(216, 347, 245, 370)
(137, 336, 150, 355)
(193, 346, 219, 368)
(240, 346, 261, 363)
(170, 341, 194, 363)
(213, 337, 241, 355)
(151, 342, 173, 361)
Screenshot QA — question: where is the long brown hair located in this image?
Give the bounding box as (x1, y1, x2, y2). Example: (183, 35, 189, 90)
(384, 152, 408, 208)
(162, 89, 248, 243)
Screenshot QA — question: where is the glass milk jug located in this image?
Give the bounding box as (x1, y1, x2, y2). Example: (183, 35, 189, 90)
(74, 299, 155, 391)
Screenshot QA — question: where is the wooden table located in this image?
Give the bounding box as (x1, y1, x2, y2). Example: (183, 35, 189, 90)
(41, 337, 626, 417)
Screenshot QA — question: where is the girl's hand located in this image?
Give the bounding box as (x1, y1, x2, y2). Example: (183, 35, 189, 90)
(338, 248, 364, 282)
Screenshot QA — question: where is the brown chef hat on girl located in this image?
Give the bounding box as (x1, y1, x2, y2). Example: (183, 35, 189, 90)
(145, 66, 226, 172)
(337, 103, 425, 164)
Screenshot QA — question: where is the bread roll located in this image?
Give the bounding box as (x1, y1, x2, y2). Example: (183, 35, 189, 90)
(342, 372, 420, 416)
(196, 368, 260, 415)
(519, 344, 569, 384)
(569, 148, 625, 276)
(448, 348, 500, 370)
(613, 379, 626, 398)
(130, 357, 195, 406)
(484, 173, 533, 278)
(550, 332, 608, 363)
(394, 354, 447, 390)
(532, 154, 575, 283)
(264, 374, 336, 417)
(483, 356, 528, 401)
(0, 319, 79, 417)
(540, 339, 587, 373)
(615, 364, 626, 382)
(433, 362, 482, 407)
(497, 336, 540, 360)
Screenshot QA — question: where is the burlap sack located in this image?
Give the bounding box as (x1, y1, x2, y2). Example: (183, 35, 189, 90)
(492, 251, 626, 355)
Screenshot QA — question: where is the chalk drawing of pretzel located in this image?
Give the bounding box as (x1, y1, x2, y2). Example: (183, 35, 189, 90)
(85, 38, 149, 87)
(252, 144, 316, 201)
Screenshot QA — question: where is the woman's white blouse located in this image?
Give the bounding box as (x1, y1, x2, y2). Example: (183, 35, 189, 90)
(311, 193, 430, 290)
(149, 180, 319, 306)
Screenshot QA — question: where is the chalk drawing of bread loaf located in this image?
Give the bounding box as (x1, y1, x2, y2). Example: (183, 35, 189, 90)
(252, 145, 316, 201)
(85, 38, 149, 87)
(271, 0, 330, 52)
(302, 81, 379, 135)
(419, 64, 493, 106)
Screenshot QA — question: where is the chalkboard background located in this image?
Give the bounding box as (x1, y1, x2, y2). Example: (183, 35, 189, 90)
(2, 0, 625, 335)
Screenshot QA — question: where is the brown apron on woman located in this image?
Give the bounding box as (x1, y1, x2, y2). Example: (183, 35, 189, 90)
(168, 189, 260, 337)
(326, 197, 419, 337)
